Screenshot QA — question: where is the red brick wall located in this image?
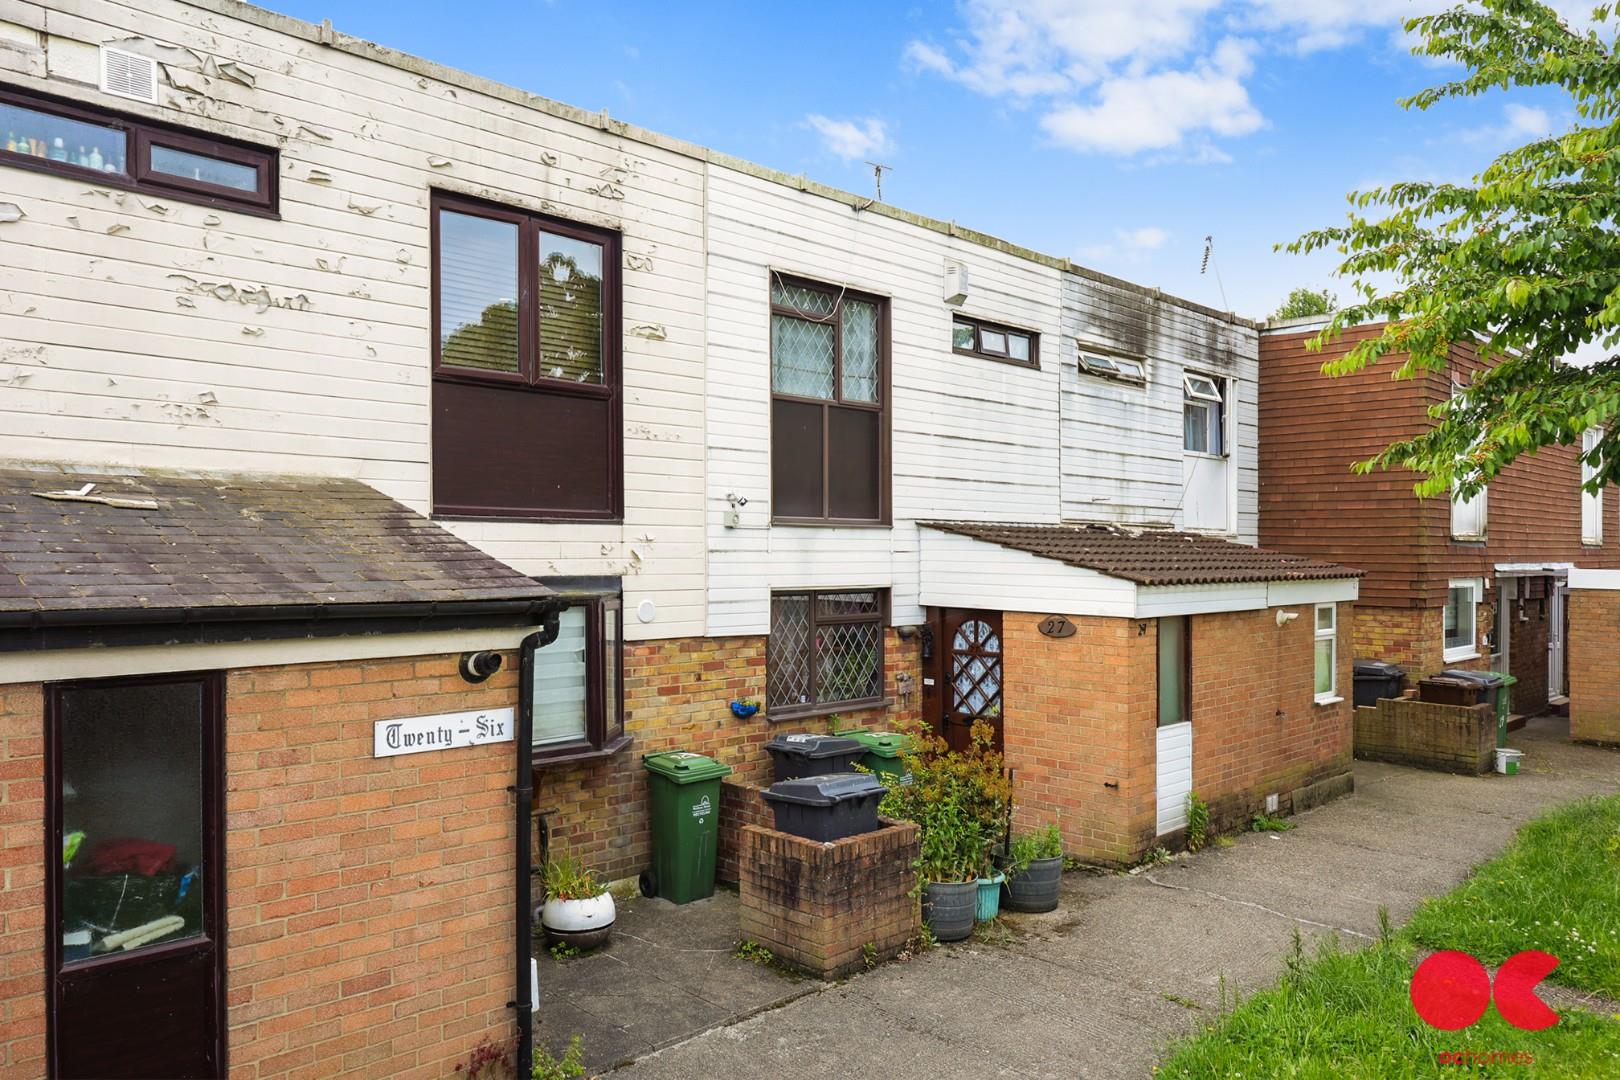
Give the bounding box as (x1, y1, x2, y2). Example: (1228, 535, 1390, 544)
(1002, 604, 1353, 864)
(1569, 589, 1620, 744)
(537, 629, 922, 883)
(225, 653, 521, 1080)
(1354, 696, 1495, 774)
(716, 777, 772, 886)
(0, 683, 45, 1076)
(1189, 603, 1355, 833)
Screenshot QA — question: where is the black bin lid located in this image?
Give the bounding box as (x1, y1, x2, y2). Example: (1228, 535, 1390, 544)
(1438, 668, 1505, 687)
(763, 773, 886, 807)
(1354, 659, 1406, 678)
(764, 734, 865, 759)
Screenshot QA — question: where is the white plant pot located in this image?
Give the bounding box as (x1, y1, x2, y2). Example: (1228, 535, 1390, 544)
(540, 891, 616, 949)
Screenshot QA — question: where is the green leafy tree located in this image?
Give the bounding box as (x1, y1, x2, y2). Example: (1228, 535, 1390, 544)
(1270, 287, 1338, 321)
(1286, 1, 1620, 498)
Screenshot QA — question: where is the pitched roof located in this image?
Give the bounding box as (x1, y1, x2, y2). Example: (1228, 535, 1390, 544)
(922, 521, 1361, 587)
(0, 463, 552, 615)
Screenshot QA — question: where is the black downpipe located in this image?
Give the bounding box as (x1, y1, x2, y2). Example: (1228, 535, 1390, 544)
(514, 608, 561, 1075)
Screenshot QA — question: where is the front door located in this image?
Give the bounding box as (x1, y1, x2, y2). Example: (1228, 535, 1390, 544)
(1155, 615, 1193, 836)
(931, 609, 1005, 753)
(1549, 582, 1570, 699)
(48, 673, 225, 1079)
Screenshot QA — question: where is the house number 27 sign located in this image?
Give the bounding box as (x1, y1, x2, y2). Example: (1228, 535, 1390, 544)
(1037, 615, 1077, 639)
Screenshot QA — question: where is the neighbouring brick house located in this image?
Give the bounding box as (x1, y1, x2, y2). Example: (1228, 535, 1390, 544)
(1566, 568, 1620, 745)
(1260, 318, 1620, 716)
(0, 465, 558, 1078)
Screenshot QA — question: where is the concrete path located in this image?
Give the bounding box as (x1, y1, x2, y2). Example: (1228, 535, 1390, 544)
(611, 718, 1619, 1079)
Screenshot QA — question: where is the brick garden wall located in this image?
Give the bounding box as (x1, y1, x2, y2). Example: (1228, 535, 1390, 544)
(224, 653, 521, 1080)
(537, 629, 922, 883)
(1354, 696, 1496, 774)
(1002, 603, 1354, 865)
(737, 821, 920, 979)
(1569, 589, 1620, 745)
(0, 682, 44, 1076)
(717, 776, 772, 887)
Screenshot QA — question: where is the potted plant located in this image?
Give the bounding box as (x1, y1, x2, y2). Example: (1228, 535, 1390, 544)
(1000, 822, 1064, 913)
(539, 854, 615, 951)
(729, 697, 761, 719)
(881, 719, 1010, 941)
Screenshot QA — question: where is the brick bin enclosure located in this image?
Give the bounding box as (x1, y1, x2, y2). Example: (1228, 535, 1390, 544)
(1569, 587, 1620, 745)
(1354, 696, 1496, 774)
(717, 776, 772, 886)
(738, 821, 920, 980)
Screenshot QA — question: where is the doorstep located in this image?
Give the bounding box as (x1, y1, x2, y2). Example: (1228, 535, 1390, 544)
(534, 887, 821, 1073)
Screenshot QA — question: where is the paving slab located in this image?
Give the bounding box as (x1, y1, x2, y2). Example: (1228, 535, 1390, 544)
(608, 717, 1618, 1079)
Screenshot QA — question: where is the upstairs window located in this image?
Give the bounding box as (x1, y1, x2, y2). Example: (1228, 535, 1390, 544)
(769, 274, 888, 524)
(953, 316, 1038, 367)
(1449, 380, 1488, 540)
(431, 192, 621, 520)
(1183, 373, 1225, 455)
(1079, 351, 1146, 384)
(0, 85, 276, 214)
(1582, 428, 1603, 545)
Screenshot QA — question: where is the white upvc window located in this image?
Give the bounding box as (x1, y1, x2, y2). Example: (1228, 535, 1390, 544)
(1079, 351, 1146, 384)
(1449, 380, 1487, 540)
(1183, 373, 1225, 456)
(1443, 578, 1483, 662)
(1313, 603, 1339, 704)
(1582, 428, 1603, 545)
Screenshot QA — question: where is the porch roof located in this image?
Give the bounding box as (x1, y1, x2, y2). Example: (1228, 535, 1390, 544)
(921, 522, 1360, 586)
(0, 462, 552, 619)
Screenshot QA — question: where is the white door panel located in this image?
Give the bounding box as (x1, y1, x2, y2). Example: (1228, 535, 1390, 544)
(1156, 720, 1193, 835)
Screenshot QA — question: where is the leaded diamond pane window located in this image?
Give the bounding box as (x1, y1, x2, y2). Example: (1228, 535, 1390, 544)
(768, 589, 887, 714)
(841, 300, 879, 402)
(771, 315, 836, 399)
(950, 619, 1003, 718)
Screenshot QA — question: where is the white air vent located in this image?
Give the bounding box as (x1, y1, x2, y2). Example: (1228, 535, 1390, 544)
(100, 46, 159, 104)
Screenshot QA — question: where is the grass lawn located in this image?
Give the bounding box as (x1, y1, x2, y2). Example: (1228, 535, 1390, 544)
(1157, 795, 1620, 1079)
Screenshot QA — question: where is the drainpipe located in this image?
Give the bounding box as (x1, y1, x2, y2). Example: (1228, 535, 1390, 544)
(514, 608, 561, 1074)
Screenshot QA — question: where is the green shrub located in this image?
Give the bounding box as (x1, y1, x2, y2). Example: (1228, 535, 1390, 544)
(542, 854, 601, 901)
(1004, 822, 1063, 877)
(1186, 792, 1210, 852)
(880, 720, 1009, 885)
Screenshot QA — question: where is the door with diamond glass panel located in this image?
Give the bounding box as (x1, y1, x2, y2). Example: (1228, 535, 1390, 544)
(937, 609, 1004, 753)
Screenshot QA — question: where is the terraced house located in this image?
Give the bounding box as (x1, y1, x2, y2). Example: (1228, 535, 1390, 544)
(0, 1, 1357, 1076)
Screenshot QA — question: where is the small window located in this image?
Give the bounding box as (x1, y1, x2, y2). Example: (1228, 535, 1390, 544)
(767, 589, 887, 718)
(1314, 604, 1338, 703)
(528, 594, 626, 764)
(0, 86, 275, 214)
(1183, 373, 1226, 455)
(1444, 579, 1481, 662)
(1449, 380, 1488, 540)
(431, 192, 621, 520)
(1079, 352, 1145, 383)
(1582, 428, 1603, 545)
(770, 274, 888, 524)
(952, 316, 1038, 367)
(1157, 615, 1190, 727)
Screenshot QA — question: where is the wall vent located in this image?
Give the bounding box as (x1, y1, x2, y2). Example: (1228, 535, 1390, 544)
(100, 46, 159, 104)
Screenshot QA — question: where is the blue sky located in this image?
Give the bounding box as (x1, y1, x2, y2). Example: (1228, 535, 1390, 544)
(277, 0, 1577, 320)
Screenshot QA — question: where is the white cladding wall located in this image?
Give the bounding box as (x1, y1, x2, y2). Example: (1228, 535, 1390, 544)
(0, 0, 707, 639)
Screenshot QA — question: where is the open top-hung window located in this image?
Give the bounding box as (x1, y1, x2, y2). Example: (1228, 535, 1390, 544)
(1079, 351, 1146, 384)
(1183, 373, 1225, 455)
(0, 84, 276, 214)
(770, 274, 889, 524)
(432, 192, 621, 520)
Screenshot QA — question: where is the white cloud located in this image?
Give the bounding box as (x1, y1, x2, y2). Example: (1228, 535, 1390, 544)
(1077, 224, 1173, 262)
(1449, 103, 1554, 147)
(1121, 226, 1170, 251)
(803, 115, 893, 161)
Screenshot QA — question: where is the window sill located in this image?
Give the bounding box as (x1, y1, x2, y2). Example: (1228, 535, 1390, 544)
(1442, 649, 1481, 664)
(433, 513, 625, 526)
(1314, 695, 1344, 707)
(771, 518, 893, 529)
(765, 698, 892, 724)
(531, 734, 633, 768)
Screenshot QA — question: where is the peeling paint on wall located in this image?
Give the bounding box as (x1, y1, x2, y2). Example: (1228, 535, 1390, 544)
(347, 197, 381, 216)
(628, 323, 667, 341)
(625, 252, 653, 272)
(0, 203, 23, 223)
(167, 274, 312, 314)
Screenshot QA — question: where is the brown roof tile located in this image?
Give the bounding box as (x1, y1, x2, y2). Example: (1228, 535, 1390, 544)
(923, 521, 1362, 586)
(0, 463, 551, 614)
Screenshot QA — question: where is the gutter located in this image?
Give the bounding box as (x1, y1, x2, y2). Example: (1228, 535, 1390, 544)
(514, 608, 562, 1075)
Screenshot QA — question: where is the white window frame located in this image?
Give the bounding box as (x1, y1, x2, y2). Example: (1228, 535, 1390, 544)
(1183, 372, 1226, 456)
(1313, 603, 1339, 705)
(1449, 380, 1488, 540)
(1582, 428, 1603, 545)
(1079, 351, 1145, 384)
(1443, 578, 1483, 663)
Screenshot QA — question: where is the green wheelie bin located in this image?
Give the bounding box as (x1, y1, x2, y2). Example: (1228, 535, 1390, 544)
(641, 751, 732, 904)
(838, 729, 914, 780)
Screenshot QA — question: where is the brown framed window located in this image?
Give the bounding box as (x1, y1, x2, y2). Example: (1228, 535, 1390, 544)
(431, 191, 622, 520)
(0, 83, 276, 215)
(952, 316, 1038, 368)
(770, 274, 889, 524)
(527, 595, 627, 764)
(767, 589, 887, 718)
(1157, 615, 1190, 726)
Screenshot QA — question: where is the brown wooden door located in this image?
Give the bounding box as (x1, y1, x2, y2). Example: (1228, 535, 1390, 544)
(48, 673, 225, 1079)
(933, 609, 1005, 753)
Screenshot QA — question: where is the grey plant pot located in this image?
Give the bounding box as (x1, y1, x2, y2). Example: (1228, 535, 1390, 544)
(921, 880, 978, 942)
(1003, 855, 1063, 913)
